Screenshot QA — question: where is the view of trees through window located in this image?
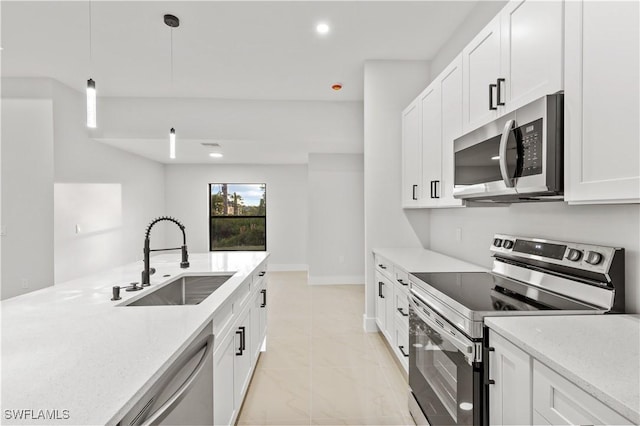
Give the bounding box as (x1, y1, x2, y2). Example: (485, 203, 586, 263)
(209, 183, 266, 251)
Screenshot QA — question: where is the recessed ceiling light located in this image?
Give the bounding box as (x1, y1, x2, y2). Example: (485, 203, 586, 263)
(316, 22, 330, 34)
(331, 83, 343, 91)
(209, 152, 223, 158)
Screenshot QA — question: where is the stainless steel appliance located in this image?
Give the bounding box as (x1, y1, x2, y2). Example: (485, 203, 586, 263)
(453, 94, 563, 202)
(118, 323, 214, 426)
(407, 234, 625, 425)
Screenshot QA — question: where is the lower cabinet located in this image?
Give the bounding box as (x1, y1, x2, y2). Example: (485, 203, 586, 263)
(488, 329, 633, 425)
(375, 271, 393, 342)
(213, 267, 268, 426)
(532, 361, 633, 425)
(488, 330, 532, 425)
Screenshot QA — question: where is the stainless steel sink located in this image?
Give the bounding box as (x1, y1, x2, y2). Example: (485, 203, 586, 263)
(125, 275, 232, 306)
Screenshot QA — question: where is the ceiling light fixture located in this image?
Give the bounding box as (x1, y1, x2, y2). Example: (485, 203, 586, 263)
(209, 153, 223, 158)
(165, 14, 180, 159)
(331, 83, 343, 91)
(86, 1, 97, 128)
(316, 22, 330, 34)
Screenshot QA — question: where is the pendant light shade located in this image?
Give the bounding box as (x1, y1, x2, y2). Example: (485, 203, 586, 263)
(86, 78, 97, 128)
(169, 128, 176, 159)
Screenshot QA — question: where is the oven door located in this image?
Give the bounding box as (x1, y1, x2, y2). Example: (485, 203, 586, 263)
(408, 295, 483, 425)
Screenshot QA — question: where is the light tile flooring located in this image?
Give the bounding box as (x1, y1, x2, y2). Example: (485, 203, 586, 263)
(237, 272, 414, 426)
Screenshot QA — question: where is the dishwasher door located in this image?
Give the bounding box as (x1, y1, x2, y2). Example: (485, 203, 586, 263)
(118, 323, 214, 426)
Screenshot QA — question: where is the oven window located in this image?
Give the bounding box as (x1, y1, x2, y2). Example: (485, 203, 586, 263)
(409, 306, 476, 425)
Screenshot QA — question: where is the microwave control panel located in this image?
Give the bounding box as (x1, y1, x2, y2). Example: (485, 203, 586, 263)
(519, 118, 543, 177)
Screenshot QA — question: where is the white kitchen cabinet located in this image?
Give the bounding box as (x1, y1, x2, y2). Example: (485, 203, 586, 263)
(438, 55, 465, 207)
(233, 307, 252, 409)
(462, 15, 502, 132)
(532, 360, 633, 425)
(393, 318, 409, 372)
(251, 273, 267, 362)
(402, 100, 422, 207)
(462, 0, 564, 133)
(500, 0, 564, 113)
(375, 270, 394, 342)
(213, 329, 236, 426)
(564, 0, 640, 204)
(420, 85, 442, 207)
(488, 330, 532, 425)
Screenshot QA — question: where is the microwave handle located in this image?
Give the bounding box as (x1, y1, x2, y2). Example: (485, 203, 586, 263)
(499, 119, 516, 188)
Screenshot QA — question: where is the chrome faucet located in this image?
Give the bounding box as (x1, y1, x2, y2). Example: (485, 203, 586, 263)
(142, 216, 190, 286)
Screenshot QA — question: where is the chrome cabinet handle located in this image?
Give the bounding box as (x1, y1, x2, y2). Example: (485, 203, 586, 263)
(499, 119, 516, 188)
(141, 334, 214, 426)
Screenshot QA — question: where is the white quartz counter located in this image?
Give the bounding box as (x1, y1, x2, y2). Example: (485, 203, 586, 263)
(0, 252, 268, 425)
(373, 247, 487, 273)
(486, 315, 640, 424)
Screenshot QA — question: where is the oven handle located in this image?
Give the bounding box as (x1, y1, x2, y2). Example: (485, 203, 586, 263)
(499, 119, 516, 188)
(408, 294, 476, 365)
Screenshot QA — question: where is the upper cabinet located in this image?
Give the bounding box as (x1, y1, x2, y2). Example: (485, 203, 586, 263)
(462, 0, 564, 134)
(401, 55, 464, 209)
(564, 0, 640, 204)
(401, 101, 422, 207)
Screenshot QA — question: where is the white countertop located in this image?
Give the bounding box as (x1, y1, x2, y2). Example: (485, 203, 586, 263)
(0, 252, 268, 425)
(373, 247, 487, 273)
(486, 315, 640, 424)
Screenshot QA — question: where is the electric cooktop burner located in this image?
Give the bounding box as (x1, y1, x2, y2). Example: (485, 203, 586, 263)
(410, 271, 597, 313)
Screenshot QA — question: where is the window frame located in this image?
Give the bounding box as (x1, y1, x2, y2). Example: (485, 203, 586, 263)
(208, 183, 267, 252)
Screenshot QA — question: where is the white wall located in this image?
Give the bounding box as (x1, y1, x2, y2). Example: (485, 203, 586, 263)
(1, 98, 54, 299)
(308, 153, 364, 285)
(49, 80, 166, 283)
(1, 78, 167, 286)
(363, 60, 432, 331)
(429, 1, 508, 79)
(430, 203, 640, 313)
(164, 164, 308, 271)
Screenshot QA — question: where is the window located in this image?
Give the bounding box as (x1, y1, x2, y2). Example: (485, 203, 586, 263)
(209, 183, 266, 251)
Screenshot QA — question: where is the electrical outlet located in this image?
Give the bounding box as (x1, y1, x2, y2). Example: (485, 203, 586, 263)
(20, 279, 29, 289)
(456, 228, 462, 243)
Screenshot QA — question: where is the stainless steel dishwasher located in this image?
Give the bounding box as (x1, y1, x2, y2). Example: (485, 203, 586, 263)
(118, 323, 214, 426)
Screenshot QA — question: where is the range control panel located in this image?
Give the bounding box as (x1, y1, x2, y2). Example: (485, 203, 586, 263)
(490, 234, 618, 274)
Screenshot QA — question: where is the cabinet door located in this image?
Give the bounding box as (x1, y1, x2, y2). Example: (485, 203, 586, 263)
(565, 0, 640, 204)
(420, 85, 442, 207)
(500, 0, 563, 112)
(488, 331, 532, 425)
(394, 319, 409, 372)
(384, 277, 395, 342)
(259, 284, 267, 350)
(439, 55, 465, 207)
(214, 331, 236, 426)
(532, 360, 633, 425)
(251, 289, 262, 362)
(402, 100, 422, 207)
(233, 308, 252, 408)
(462, 16, 502, 132)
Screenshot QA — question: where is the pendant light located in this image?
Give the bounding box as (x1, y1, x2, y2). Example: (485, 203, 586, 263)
(165, 14, 180, 159)
(86, 1, 97, 128)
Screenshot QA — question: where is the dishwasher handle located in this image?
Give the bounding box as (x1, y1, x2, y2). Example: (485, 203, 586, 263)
(141, 334, 214, 426)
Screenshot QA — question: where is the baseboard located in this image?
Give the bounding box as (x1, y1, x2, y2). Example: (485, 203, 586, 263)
(363, 314, 379, 333)
(267, 264, 308, 272)
(308, 274, 364, 285)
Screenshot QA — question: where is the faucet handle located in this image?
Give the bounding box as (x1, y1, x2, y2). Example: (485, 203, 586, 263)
(111, 286, 121, 301)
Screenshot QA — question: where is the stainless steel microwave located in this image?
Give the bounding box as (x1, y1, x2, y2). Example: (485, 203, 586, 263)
(453, 94, 563, 202)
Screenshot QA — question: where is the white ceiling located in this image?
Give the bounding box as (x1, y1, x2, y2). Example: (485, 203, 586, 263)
(2, 1, 479, 102)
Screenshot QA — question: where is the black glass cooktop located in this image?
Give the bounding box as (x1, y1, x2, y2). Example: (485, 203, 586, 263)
(410, 272, 595, 313)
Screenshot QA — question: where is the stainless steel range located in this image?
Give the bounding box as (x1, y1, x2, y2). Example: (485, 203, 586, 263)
(407, 234, 625, 426)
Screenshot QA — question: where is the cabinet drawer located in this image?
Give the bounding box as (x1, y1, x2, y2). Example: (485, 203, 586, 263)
(532, 360, 632, 425)
(394, 290, 409, 325)
(394, 268, 410, 292)
(234, 279, 251, 310)
(252, 263, 267, 287)
(374, 254, 394, 279)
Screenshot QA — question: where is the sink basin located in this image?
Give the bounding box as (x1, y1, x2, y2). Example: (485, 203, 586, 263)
(125, 275, 232, 306)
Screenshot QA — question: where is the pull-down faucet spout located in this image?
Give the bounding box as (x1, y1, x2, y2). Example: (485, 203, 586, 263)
(142, 216, 189, 286)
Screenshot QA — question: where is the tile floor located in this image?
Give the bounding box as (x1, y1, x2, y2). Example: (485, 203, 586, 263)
(237, 272, 414, 426)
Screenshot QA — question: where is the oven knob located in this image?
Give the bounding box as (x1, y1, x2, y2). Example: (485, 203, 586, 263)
(493, 238, 503, 247)
(566, 249, 583, 262)
(502, 240, 514, 249)
(585, 251, 603, 265)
